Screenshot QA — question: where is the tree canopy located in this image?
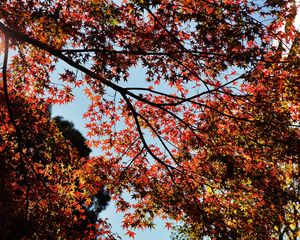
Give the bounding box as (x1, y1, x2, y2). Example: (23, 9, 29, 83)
(0, 0, 299, 239)
(0, 94, 114, 239)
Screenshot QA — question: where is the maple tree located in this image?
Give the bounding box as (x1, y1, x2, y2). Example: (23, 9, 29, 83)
(0, 93, 114, 239)
(0, 0, 299, 239)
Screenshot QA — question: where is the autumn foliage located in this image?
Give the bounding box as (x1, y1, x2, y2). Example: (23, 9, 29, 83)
(0, 0, 300, 239)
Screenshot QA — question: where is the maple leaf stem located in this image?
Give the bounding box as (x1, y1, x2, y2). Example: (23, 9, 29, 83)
(114, 137, 140, 164)
(125, 76, 251, 101)
(59, 48, 227, 57)
(121, 93, 178, 180)
(118, 147, 145, 181)
(137, 112, 182, 168)
(126, 94, 206, 148)
(143, 6, 190, 55)
(59, 47, 292, 63)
